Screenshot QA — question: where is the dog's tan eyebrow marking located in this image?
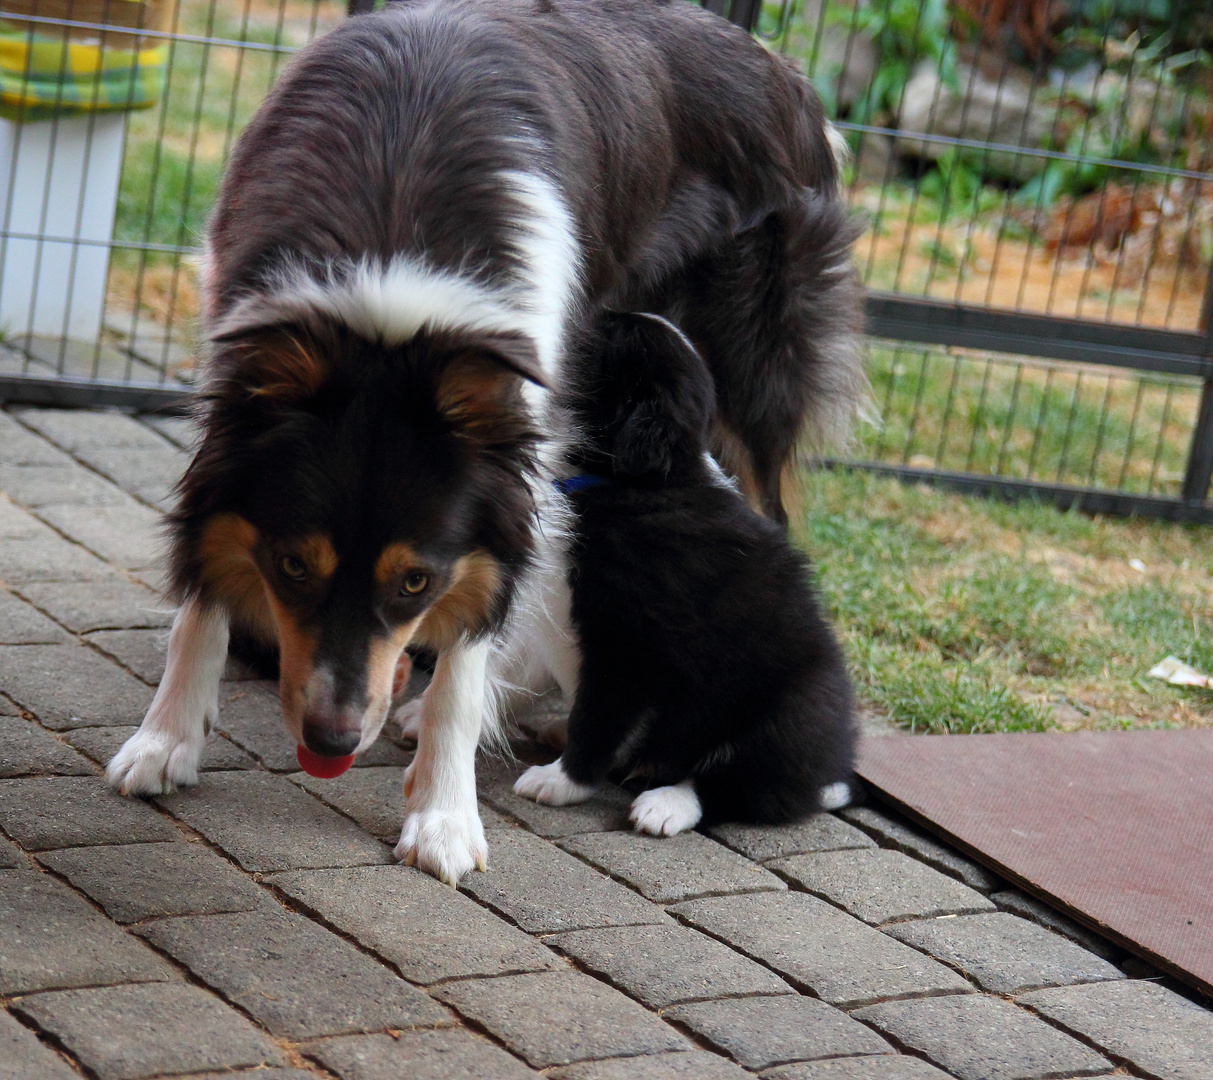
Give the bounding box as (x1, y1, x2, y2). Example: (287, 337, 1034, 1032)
(375, 542, 423, 587)
(197, 513, 276, 641)
(291, 535, 339, 579)
(415, 549, 503, 652)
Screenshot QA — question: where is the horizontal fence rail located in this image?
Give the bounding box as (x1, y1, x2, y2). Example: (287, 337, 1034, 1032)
(0, 0, 1208, 521)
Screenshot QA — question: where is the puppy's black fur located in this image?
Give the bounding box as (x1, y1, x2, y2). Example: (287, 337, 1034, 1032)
(560, 313, 856, 825)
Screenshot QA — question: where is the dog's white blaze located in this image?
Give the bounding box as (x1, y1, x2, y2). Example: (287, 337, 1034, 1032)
(106, 599, 229, 795)
(211, 173, 580, 404)
(514, 758, 596, 805)
(630, 779, 703, 836)
(500, 169, 582, 388)
(216, 258, 532, 348)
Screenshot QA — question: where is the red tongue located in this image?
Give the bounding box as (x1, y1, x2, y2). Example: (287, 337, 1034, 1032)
(297, 745, 355, 778)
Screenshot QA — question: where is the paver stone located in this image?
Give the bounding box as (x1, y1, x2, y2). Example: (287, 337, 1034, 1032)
(37, 841, 270, 923)
(0, 775, 178, 848)
(305, 1030, 540, 1079)
(11, 983, 285, 1080)
(558, 830, 784, 903)
(0, 870, 175, 993)
(762, 1057, 958, 1080)
(0, 1008, 79, 1080)
(853, 993, 1111, 1080)
(1019, 980, 1213, 1080)
(887, 912, 1125, 994)
(138, 908, 450, 1039)
(268, 864, 559, 984)
(157, 770, 392, 872)
(709, 814, 876, 861)
(666, 995, 892, 1070)
(548, 923, 793, 1008)
(550, 1051, 752, 1079)
(458, 827, 668, 933)
(0, 644, 154, 728)
(434, 970, 686, 1068)
(0, 716, 95, 776)
(671, 891, 971, 1007)
(841, 805, 1002, 892)
(17, 579, 171, 633)
(769, 848, 996, 924)
(0, 590, 71, 643)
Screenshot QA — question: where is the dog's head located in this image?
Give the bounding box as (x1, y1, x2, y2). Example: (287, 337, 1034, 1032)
(172, 316, 544, 758)
(571, 312, 715, 482)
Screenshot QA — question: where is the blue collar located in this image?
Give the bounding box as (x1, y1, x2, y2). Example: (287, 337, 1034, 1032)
(553, 474, 611, 495)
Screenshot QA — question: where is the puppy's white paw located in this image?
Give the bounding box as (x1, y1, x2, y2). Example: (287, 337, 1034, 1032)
(393, 698, 424, 744)
(514, 759, 595, 806)
(820, 780, 853, 811)
(395, 807, 487, 886)
(630, 781, 702, 836)
(106, 729, 203, 796)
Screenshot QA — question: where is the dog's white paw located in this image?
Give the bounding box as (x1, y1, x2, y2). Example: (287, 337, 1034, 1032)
(395, 807, 487, 886)
(393, 698, 424, 744)
(630, 780, 702, 836)
(820, 780, 853, 811)
(514, 759, 595, 805)
(106, 729, 203, 796)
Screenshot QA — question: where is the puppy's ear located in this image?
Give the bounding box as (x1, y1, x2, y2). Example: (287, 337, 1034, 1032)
(437, 332, 545, 434)
(605, 313, 713, 479)
(214, 324, 327, 403)
(614, 399, 678, 477)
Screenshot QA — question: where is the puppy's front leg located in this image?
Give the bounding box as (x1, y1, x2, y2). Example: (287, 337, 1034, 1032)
(395, 637, 489, 885)
(106, 598, 229, 795)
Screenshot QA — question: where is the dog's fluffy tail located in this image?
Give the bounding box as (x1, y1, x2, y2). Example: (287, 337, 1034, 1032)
(668, 190, 868, 523)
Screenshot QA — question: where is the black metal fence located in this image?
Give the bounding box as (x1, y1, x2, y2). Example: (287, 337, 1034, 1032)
(0, 0, 1209, 521)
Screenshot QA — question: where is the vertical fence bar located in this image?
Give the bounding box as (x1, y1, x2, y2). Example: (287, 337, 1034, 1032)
(1180, 263, 1213, 506)
(726, 0, 762, 31)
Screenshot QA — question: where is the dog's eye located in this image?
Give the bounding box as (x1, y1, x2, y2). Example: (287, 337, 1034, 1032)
(401, 571, 429, 595)
(279, 554, 307, 582)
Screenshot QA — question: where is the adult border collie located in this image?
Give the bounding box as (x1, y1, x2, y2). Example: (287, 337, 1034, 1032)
(515, 312, 857, 834)
(107, 0, 864, 884)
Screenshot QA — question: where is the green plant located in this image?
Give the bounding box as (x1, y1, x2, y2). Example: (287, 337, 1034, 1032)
(824, 0, 960, 124)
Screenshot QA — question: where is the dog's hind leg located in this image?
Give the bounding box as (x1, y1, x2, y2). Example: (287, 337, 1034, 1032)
(396, 637, 490, 885)
(106, 598, 229, 795)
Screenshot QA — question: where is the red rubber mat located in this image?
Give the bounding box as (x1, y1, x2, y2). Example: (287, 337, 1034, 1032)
(856, 730, 1213, 995)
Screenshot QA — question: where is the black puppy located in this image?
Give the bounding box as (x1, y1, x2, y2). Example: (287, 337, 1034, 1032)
(515, 313, 857, 834)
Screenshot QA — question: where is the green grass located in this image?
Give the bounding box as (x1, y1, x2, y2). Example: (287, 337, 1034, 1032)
(857, 344, 1200, 498)
(794, 467, 1213, 734)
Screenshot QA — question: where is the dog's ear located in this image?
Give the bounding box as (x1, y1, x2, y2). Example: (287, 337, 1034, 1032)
(213, 324, 327, 403)
(436, 332, 545, 433)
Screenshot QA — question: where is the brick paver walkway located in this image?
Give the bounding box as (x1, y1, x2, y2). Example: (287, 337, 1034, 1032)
(2, 403, 1211, 1080)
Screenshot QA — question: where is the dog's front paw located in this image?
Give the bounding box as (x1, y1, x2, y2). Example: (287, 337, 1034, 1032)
(106, 729, 203, 796)
(394, 807, 487, 886)
(514, 759, 595, 806)
(630, 781, 702, 836)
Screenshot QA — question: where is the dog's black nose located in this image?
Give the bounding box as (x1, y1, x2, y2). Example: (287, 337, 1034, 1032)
(302, 724, 360, 758)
